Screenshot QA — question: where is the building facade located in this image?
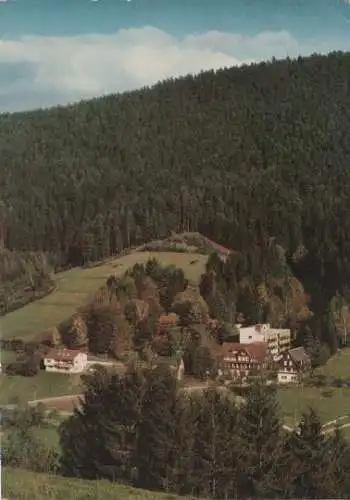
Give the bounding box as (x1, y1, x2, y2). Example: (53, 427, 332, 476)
(277, 346, 310, 384)
(43, 348, 88, 373)
(219, 341, 272, 382)
(237, 323, 291, 360)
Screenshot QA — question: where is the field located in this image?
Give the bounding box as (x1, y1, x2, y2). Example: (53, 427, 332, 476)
(278, 348, 350, 431)
(314, 347, 350, 379)
(278, 385, 350, 426)
(0, 371, 81, 405)
(1, 251, 208, 341)
(0, 348, 82, 405)
(2, 468, 192, 500)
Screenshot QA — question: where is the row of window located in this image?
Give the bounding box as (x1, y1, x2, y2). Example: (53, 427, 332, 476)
(45, 360, 74, 367)
(280, 374, 297, 381)
(224, 363, 264, 370)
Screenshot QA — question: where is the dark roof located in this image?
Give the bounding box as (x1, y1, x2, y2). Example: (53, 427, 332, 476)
(289, 347, 309, 363)
(222, 342, 269, 362)
(45, 348, 84, 362)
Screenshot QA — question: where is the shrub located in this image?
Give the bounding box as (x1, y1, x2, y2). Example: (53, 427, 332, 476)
(5, 353, 40, 377)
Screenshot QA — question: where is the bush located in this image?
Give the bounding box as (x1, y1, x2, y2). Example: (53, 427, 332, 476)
(229, 384, 250, 397)
(24, 341, 42, 355)
(5, 361, 25, 376)
(0, 338, 25, 352)
(5, 354, 40, 377)
(309, 374, 327, 388)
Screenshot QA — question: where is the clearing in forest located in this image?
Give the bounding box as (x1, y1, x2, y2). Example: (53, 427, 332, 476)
(1, 250, 208, 341)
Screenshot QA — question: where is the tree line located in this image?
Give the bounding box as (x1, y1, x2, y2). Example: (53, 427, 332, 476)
(4, 367, 349, 498)
(59, 367, 350, 498)
(3, 253, 340, 378)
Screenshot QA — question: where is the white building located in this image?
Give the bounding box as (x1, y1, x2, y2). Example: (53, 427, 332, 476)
(277, 347, 310, 384)
(43, 348, 88, 374)
(237, 323, 291, 360)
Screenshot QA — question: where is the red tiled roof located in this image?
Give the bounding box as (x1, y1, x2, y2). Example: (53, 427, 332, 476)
(222, 342, 244, 355)
(45, 348, 84, 362)
(158, 314, 179, 325)
(222, 342, 269, 362)
(245, 342, 270, 361)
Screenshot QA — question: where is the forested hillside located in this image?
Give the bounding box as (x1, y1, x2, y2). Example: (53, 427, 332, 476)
(0, 249, 55, 316)
(1, 51, 350, 345)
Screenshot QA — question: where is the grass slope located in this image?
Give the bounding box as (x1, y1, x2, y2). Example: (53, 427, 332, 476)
(278, 348, 350, 434)
(0, 371, 81, 405)
(2, 468, 191, 500)
(314, 347, 350, 379)
(0, 350, 81, 405)
(1, 251, 207, 341)
(278, 386, 350, 426)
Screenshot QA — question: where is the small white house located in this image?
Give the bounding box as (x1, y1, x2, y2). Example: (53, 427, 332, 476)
(43, 348, 88, 374)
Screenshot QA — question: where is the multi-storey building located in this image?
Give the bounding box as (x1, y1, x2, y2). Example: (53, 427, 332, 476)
(237, 323, 291, 360)
(218, 341, 272, 382)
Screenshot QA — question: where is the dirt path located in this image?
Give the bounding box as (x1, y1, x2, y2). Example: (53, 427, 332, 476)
(28, 394, 83, 412)
(282, 415, 350, 435)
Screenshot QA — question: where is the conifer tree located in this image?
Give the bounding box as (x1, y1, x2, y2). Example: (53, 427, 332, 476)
(281, 408, 340, 498)
(166, 392, 197, 496)
(135, 365, 180, 492)
(60, 367, 145, 483)
(51, 326, 62, 347)
(66, 314, 88, 349)
(190, 390, 239, 499)
(327, 427, 350, 497)
(237, 379, 282, 498)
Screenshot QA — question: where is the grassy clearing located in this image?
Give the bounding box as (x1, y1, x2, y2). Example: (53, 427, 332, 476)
(314, 347, 350, 379)
(0, 372, 81, 405)
(35, 426, 61, 449)
(278, 348, 350, 429)
(1, 251, 207, 341)
(3, 425, 61, 451)
(1, 349, 18, 365)
(278, 385, 350, 427)
(2, 468, 191, 500)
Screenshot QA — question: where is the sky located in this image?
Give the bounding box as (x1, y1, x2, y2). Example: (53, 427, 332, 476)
(0, 0, 349, 113)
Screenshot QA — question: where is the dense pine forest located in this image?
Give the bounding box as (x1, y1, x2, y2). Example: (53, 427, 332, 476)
(1, 51, 350, 347)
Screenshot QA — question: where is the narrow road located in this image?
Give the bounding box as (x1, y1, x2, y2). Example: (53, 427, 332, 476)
(282, 415, 350, 435)
(3, 389, 350, 439)
(29, 394, 83, 405)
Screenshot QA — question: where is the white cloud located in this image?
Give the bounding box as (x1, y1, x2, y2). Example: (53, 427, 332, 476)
(0, 26, 346, 113)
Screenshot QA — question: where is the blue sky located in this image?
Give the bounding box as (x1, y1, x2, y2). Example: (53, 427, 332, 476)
(0, 0, 349, 113)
